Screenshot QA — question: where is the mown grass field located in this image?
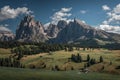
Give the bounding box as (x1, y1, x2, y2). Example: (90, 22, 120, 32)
(0, 67, 120, 80)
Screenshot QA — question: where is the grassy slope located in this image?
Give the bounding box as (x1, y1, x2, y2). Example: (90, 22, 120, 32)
(21, 49, 120, 73)
(0, 67, 120, 80)
(0, 48, 120, 80)
(0, 48, 11, 58)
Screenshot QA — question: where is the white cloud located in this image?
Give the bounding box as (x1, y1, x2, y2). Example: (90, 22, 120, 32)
(98, 24, 120, 33)
(44, 7, 86, 28)
(102, 20, 108, 25)
(99, 4, 120, 34)
(0, 5, 32, 21)
(50, 7, 72, 24)
(80, 10, 87, 14)
(0, 25, 11, 32)
(105, 3, 120, 24)
(113, 4, 120, 13)
(102, 5, 111, 11)
(61, 8, 72, 12)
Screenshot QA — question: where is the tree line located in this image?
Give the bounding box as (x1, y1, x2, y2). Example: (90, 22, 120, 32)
(71, 54, 104, 67)
(0, 41, 120, 50)
(0, 57, 24, 68)
(11, 44, 65, 55)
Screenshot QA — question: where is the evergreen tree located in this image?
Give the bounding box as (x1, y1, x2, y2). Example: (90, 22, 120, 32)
(99, 56, 103, 63)
(87, 54, 90, 62)
(87, 62, 90, 67)
(90, 58, 96, 65)
(55, 65, 60, 71)
(77, 53, 82, 62)
(68, 46, 73, 51)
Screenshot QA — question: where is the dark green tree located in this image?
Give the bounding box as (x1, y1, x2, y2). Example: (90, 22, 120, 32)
(99, 56, 103, 63)
(77, 53, 82, 62)
(87, 54, 90, 62)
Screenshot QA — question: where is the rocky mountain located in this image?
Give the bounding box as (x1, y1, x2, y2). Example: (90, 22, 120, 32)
(15, 15, 48, 43)
(0, 31, 15, 41)
(45, 24, 59, 38)
(12, 15, 120, 45)
(57, 20, 67, 30)
(45, 20, 67, 38)
(52, 19, 120, 45)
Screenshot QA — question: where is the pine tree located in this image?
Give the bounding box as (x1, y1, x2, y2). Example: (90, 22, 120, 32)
(87, 54, 90, 62)
(99, 56, 103, 63)
(77, 53, 82, 62)
(55, 65, 60, 71)
(68, 46, 73, 51)
(87, 62, 90, 67)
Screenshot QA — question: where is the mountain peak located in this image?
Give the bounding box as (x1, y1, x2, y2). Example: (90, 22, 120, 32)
(57, 20, 67, 30)
(16, 15, 48, 42)
(74, 18, 84, 24)
(0, 31, 15, 41)
(23, 15, 34, 22)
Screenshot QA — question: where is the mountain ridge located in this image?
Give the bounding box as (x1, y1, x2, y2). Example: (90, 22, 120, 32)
(51, 19, 120, 44)
(15, 15, 48, 42)
(0, 15, 120, 46)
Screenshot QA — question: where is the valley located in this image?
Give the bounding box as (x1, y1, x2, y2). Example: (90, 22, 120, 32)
(0, 1, 120, 80)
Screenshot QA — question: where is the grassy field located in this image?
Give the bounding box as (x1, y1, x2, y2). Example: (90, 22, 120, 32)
(0, 67, 120, 80)
(20, 49, 120, 74)
(0, 48, 120, 80)
(0, 48, 11, 58)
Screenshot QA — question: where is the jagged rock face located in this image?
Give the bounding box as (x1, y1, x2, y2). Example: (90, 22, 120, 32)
(53, 19, 120, 44)
(16, 15, 48, 42)
(45, 24, 59, 38)
(46, 20, 67, 38)
(57, 20, 67, 30)
(0, 31, 15, 41)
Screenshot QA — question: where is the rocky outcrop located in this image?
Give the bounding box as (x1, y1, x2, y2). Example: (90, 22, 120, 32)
(57, 20, 67, 30)
(52, 19, 120, 44)
(46, 20, 67, 38)
(16, 15, 48, 43)
(7, 15, 120, 45)
(45, 24, 59, 38)
(0, 31, 15, 41)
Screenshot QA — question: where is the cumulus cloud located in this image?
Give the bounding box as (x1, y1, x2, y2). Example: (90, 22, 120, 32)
(114, 4, 120, 14)
(0, 24, 11, 32)
(80, 10, 87, 14)
(50, 7, 72, 24)
(98, 4, 120, 34)
(102, 5, 111, 11)
(99, 24, 120, 33)
(104, 4, 120, 24)
(0, 5, 32, 21)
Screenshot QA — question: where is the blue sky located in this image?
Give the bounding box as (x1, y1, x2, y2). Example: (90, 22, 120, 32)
(0, 0, 120, 33)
